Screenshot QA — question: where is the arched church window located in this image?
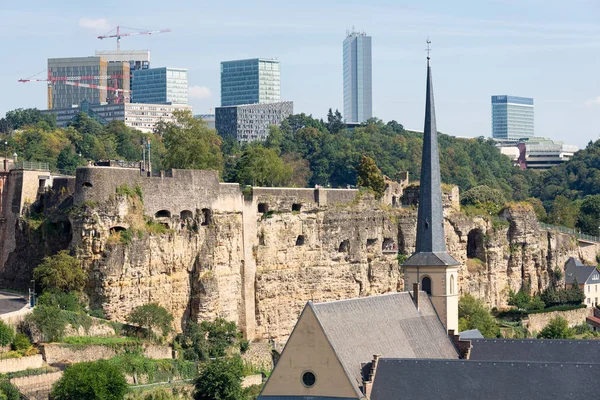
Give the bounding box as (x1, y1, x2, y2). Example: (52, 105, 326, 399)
(450, 275, 455, 295)
(422, 276, 432, 295)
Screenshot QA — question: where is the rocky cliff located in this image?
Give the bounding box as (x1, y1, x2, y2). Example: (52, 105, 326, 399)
(2, 168, 597, 343)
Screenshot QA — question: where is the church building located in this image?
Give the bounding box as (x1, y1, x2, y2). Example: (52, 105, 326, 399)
(257, 48, 600, 400)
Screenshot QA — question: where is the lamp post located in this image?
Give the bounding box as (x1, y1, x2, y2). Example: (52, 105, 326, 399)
(29, 279, 35, 308)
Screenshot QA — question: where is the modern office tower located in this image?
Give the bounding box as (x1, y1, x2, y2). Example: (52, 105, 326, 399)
(106, 62, 130, 104)
(95, 50, 150, 100)
(343, 30, 372, 123)
(95, 50, 150, 72)
(498, 138, 578, 170)
(215, 101, 293, 142)
(132, 67, 188, 105)
(491, 95, 534, 140)
(220, 58, 280, 106)
(42, 101, 192, 132)
(48, 57, 108, 109)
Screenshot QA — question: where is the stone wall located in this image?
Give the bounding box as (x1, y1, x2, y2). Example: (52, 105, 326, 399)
(40, 344, 172, 365)
(0, 354, 43, 373)
(525, 307, 592, 334)
(11, 371, 62, 400)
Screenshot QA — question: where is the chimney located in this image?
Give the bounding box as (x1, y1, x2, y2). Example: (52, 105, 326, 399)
(413, 282, 420, 310)
(363, 354, 381, 398)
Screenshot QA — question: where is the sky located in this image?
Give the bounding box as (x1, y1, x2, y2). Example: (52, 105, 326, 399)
(0, 0, 598, 148)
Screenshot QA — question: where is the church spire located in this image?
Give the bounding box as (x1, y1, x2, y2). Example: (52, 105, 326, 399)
(403, 43, 459, 267)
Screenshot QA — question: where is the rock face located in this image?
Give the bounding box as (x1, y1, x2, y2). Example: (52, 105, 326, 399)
(2, 167, 598, 343)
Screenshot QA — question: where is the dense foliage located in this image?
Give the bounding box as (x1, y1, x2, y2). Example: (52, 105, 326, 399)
(0, 321, 14, 347)
(51, 360, 128, 400)
(127, 303, 174, 338)
(540, 279, 586, 307)
(176, 318, 239, 361)
(356, 156, 386, 198)
(33, 251, 86, 293)
(194, 356, 245, 400)
(537, 316, 575, 339)
(0, 381, 20, 400)
(458, 294, 500, 338)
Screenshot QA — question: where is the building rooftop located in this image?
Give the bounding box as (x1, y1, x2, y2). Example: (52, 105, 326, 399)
(370, 358, 600, 400)
(469, 338, 600, 363)
(310, 292, 459, 390)
(564, 257, 599, 285)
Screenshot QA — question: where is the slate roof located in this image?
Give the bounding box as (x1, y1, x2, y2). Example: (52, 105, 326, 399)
(370, 359, 600, 400)
(309, 292, 458, 390)
(469, 338, 600, 363)
(458, 329, 484, 339)
(564, 257, 599, 285)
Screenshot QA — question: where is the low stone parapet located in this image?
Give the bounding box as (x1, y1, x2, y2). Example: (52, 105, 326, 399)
(0, 354, 44, 373)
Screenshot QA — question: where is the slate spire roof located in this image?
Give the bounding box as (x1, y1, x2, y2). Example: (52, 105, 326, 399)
(403, 54, 459, 267)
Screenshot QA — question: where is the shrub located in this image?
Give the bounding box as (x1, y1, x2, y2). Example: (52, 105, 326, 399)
(25, 305, 67, 342)
(0, 321, 14, 347)
(458, 294, 500, 338)
(127, 303, 173, 338)
(37, 290, 84, 312)
(0, 381, 20, 400)
(194, 356, 245, 400)
(51, 360, 128, 400)
(176, 318, 239, 362)
(33, 250, 86, 292)
(537, 316, 575, 339)
(11, 333, 31, 351)
(120, 229, 133, 245)
(88, 308, 105, 319)
(462, 185, 506, 207)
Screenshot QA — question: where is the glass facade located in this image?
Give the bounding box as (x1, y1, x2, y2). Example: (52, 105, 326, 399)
(215, 101, 293, 142)
(48, 57, 107, 109)
(343, 31, 372, 123)
(132, 67, 188, 105)
(220, 59, 280, 106)
(491, 95, 534, 140)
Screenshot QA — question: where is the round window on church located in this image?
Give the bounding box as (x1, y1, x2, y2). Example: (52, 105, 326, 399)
(302, 371, 316, 387)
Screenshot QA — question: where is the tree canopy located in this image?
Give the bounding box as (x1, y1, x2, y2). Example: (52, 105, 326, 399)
(537, 316, 575, 339)
(33, 251, 86, 293)
(127, 303, 174, 337)
(194, 356, 245, 400)
(458, 294, 500, 338)
(51, 360, 128, 400)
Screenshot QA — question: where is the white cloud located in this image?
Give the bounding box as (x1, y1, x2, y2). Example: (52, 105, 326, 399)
(189, 86, 212, 100)
(78, 18, 111, 32)
(585, 96, 600, 107)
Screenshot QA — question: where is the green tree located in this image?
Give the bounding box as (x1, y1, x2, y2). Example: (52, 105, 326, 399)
(56, 145, 84, 174)
(176, 318, 239, 361)
(548, 195, 580, 228)
(234, 145, 293, 187)
(26, 305, 67, 342)
(37, 290, 83, 312)
(161, 110, 223, 171)
(326, 108, 345, 134)
(507, 288, 531, 310)
(458, 294, 500, 338)
(577, 194, 600, 235)
(51, 360, 128, 400)
(33, 251, 86, 292)
(537, 316, 574, 339)
(5, 108, 55, 130)
(127, 303, 174, 337)
(194, 356, 245, 400)
(567, 278, 585, 304)
(461, 185, 506, 207)
(356, 155, 386, 198)
(0, 381, 20, 400)
(0, 321, 14, 346)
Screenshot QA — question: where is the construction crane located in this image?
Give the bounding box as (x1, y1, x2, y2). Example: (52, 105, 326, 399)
(97, 26, 171, 51)
(64, 81, 131, 103)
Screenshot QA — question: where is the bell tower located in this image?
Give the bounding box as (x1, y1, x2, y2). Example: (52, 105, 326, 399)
(402, 42, 459, 332)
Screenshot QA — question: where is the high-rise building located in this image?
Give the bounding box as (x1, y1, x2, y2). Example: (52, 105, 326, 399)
(132, 67, 188, 105)
(220, 58, 280, 106)
(343, 30, 372, 123)
(94, 50, 150, 72)
(48, 57, 108, 109)
(491, 95, 534, 140)
(216, 101, 293, 142)
(106, 62, 130, 104)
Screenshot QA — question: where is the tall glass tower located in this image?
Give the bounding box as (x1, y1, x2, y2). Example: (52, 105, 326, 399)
(343, 30, 372, 123)
(491, 95, 534, 140)
(132, 67, 188, 105)
(220, 58, 280, 106)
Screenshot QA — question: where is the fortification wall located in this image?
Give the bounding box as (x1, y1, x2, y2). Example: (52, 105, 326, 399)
(526, 307, 592, 333)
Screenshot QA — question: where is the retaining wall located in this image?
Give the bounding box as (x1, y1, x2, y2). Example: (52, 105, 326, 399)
(525, 307, 592, 333)
(11, 371, 62, 400)
(0, 354, 43, 373)
(41, 344, 173, 365)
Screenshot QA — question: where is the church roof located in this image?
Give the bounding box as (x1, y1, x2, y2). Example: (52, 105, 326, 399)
(309, 292, 459, 390)
(469, 338, 600, 363)
(370, 359, 600, 400)
(403, 53, 458, 267)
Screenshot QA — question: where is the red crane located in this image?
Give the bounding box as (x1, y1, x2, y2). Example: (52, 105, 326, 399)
(97, 26, 171, 51)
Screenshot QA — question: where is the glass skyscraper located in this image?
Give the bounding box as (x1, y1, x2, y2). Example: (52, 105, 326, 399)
(132, 67, 188, 105)
(491, 95, 534, 140)
(343, 30, 372, 123)
(220, 58, 280, 106)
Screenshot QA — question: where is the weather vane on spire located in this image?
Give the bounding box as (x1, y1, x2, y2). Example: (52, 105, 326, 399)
(426, 37, 432, 60)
